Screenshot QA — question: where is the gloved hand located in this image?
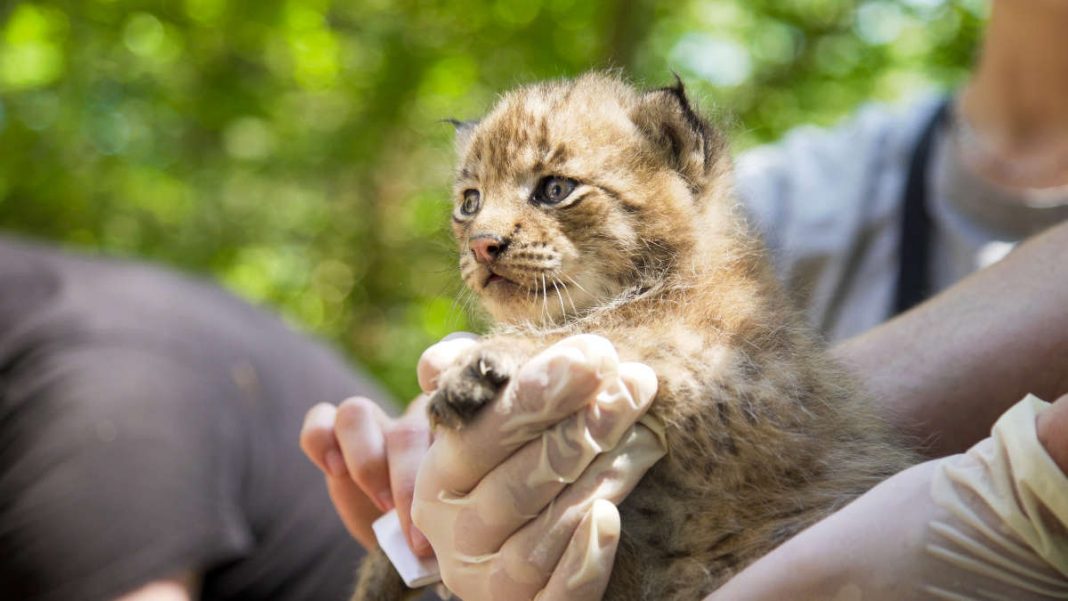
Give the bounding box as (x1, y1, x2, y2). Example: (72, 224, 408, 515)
(706, 393, 1068, 601)
(411, 334, 666, 601)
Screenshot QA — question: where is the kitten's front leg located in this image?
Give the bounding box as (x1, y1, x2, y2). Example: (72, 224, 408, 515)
(427, 337, 538, 430)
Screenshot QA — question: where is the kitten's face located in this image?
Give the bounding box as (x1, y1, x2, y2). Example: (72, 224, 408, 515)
(450, 73, 723, 325)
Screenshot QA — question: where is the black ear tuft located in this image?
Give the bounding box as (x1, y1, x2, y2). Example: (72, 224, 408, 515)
(662, 74, 706, 144)
(442, 118, 479, 152)
(630, 76, 722, 193)
(669, 71, 685, 95)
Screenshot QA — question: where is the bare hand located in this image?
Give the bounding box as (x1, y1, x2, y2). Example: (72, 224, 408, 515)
(300, 393, 433, 556)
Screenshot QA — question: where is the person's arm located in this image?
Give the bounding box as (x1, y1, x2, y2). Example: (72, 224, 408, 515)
(709, 218, 1068, 601)
(833, 219, 1068, 456)
(958, 0, 1068, 189)
(715, 216, 1068, 598)
(705, 393, 1068, 601)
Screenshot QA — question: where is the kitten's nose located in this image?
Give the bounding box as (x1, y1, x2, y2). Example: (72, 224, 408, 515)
(470, 234, 508, 264)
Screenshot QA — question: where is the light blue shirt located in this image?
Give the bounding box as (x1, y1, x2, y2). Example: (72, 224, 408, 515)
(735, 97, 1068, 341)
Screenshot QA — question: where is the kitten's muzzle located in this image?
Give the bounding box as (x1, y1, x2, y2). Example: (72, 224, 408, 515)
(470, 234, 509, 264)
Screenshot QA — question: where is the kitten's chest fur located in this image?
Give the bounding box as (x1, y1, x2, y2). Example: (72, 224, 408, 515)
(486, 266, 916, 600)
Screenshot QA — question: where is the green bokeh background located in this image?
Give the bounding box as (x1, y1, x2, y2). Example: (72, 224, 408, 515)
(0, 0, 985, 401)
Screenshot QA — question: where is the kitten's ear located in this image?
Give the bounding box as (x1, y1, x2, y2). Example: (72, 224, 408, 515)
(444, 118, 479, 154)
(630, 77, 721, 190)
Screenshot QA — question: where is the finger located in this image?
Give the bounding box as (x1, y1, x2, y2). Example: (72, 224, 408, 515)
(536, 499, 621, 601)
(1037, 393, 1068, 474)
(448, 366, 657, 556)
(300, 402, 346, 477)
(441, 331, 481, 343)
(385, 413, 434, 557)
(492, 424, 664, 596)
(420, 335, 621, 495)
(617, 361, 659, 415)
(418, 336, 481, 394)
(335, 396, 395, 512)
(326, 473, 383, 551)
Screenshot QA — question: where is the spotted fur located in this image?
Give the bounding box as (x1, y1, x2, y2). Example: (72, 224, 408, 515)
(352, 72, 916, 601)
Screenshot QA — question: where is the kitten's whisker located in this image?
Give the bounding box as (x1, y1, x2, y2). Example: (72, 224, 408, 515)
(541, 274, 549, 325)
(454, 287, 476, 325)
(552, 278, 566, 316)
(449, 283, 469, 323)
(557, 277, 579, 314)
(448, 294, 464, 327)
(563, 273, 593, 298)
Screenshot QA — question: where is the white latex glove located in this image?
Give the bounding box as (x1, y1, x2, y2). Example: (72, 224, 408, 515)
(411, 334, 666, 601)
(707, 394, 1068, 601)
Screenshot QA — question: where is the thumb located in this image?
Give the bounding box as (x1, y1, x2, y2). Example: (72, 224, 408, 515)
(416, 334, 480, 394)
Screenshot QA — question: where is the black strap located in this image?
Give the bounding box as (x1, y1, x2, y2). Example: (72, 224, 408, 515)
(893, 99, 952, 315)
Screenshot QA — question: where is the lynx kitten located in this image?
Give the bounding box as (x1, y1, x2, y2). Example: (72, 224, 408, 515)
(351, 72, 916, 601)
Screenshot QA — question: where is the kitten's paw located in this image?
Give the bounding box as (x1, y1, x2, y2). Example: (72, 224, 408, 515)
(428, 345, 522, 430)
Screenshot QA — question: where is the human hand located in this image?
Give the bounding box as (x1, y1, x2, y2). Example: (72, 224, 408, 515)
(705, 393, 1068, 601)
(300, 391, 434, 557)
(412, 334, 665, 601)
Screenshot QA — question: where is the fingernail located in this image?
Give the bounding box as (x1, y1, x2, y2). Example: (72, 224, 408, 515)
(324, 450, 346, 478)
(376, 491, 394, 512)
(410, 525, 432, 555)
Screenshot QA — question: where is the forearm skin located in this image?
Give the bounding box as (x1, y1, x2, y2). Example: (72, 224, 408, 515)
(833, 221, 1068, 457)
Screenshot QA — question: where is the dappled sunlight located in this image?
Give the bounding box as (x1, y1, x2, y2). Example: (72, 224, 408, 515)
(0, 0, 982, 399)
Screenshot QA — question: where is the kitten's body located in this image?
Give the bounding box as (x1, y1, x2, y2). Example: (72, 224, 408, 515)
(352, 73, 915, 601)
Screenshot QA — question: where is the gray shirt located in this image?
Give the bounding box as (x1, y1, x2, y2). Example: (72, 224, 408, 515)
(0, 238, 391, 601)
(736, 96, 1068, 341)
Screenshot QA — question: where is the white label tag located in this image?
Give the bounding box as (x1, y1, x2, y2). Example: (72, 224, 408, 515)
(371, 509, 443, 589)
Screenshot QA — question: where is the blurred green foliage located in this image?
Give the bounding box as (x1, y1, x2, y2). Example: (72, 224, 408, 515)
(0, 0, 984, 401)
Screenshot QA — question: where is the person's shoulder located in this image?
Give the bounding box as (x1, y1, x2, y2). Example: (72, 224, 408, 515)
(0, 234, 238, 317)
(0, 234, 289, 348)
(0, 234, 388, 403)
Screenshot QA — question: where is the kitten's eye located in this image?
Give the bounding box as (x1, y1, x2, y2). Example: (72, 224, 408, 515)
(460, 189, 481, 216)
(533, 176, 577, 206)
